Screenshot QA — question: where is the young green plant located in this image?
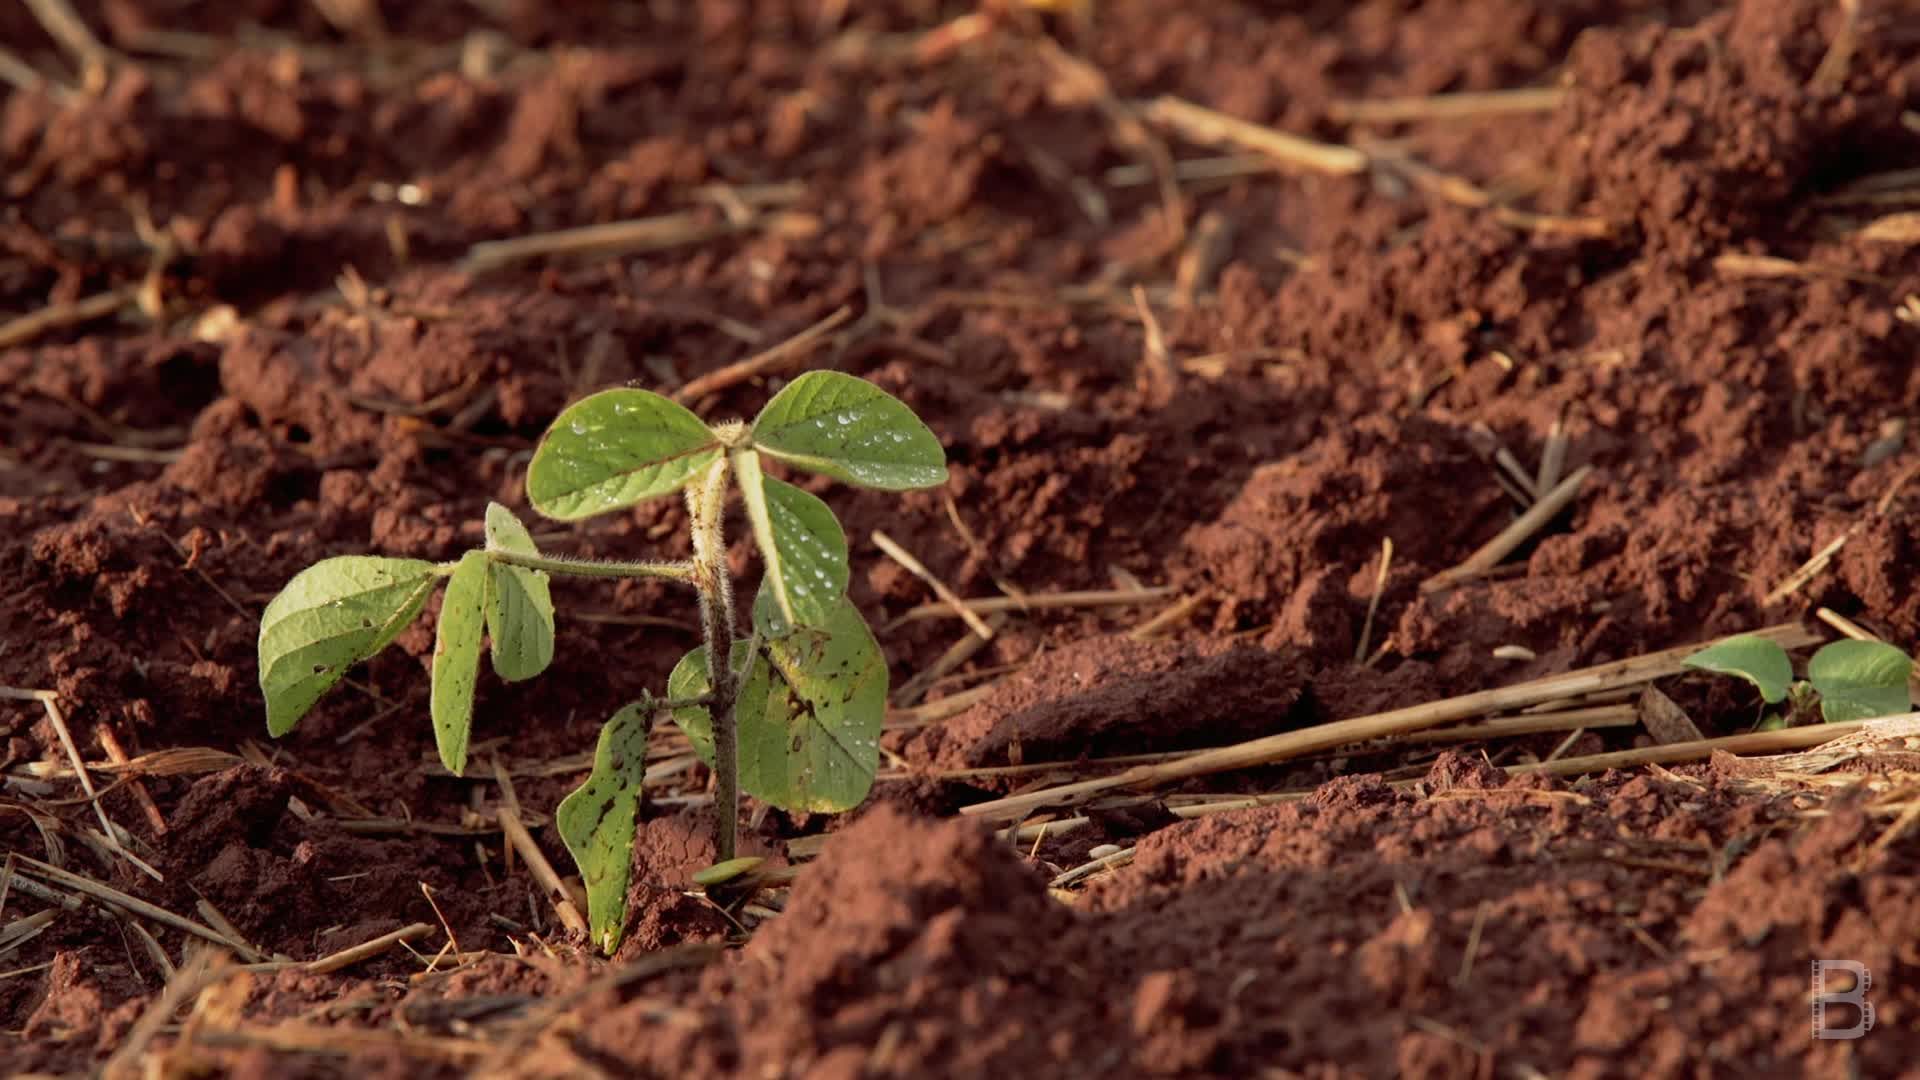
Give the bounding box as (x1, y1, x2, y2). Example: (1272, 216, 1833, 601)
(1681, 634, 1915, 728)
(256, 371, 947, 951)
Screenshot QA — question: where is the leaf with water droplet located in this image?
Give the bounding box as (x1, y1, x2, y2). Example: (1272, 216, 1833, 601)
(748, 371, 947, 491)
(482, 503, 555, 681)
(733, 451, 849, 633)
(557, 699, 652, 953)
(670, 590, 885, 812)
(259, 556, 439, 738)
(1808, 639, 1914, 723)
(431, 551, 488, 776)
(527, 389, 722, 520)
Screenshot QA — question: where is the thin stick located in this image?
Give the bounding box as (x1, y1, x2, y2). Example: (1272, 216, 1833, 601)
(1130, 593, 1206, 641)
(1536, 413, 1569, 495)
(672, 306, 853, 403)
(1141, 95, 1369, 175)
(1172, 210, 1234, 308)
(0, 44, 72, 100)
(126, 918, 176, 980)
(1403, 706, 1636, 743)
(10, 855, 246, 951)
(1421, 465, 1594, 593)
(958, 622, 1820, 822)
(193, 1024, 485, 1062)
(24, 689, 157, 881)
(872, 529, 995, 640)
(894, 614, 1008, 706)
(21, 0, 112, 83)
(1103, 154, 1274, 188)
(1815, 608, 1882, 642)
(306, 922, 436, 974)
(0, 287, 132, 350)
(100, 948, 226, 1080)
(1809, 0, 1861, 93)
(885, 680, 1001, 728)
(1130, 285, 1177, 398)
(1328, 87, 1563, 124)
(495, 806, 588, 935)
(1543, 727, 1587, 762)
(1453, 900, 1492, 987)
(911, 749, 1201, 783)
(1508, 721, 1866, 777)
(95, 724, 166, 836)
(1765, 530, 1855, 606)
(891, 586, 1174, 624)
(462, 213, 740, 273)
(1355, 538, 1394, 663)
(194, 899, 265, 962)
(1049, 846, 1135, 888)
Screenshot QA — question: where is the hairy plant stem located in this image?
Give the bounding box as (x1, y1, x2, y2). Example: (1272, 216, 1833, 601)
(476, 549, 696, 582)
(687, 457, 742, 862)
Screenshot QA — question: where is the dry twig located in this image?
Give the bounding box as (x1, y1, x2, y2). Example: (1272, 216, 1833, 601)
(958, 622, 1820, 822)
(1142, 95, 1368, 175)
(672, 306, 853, 403)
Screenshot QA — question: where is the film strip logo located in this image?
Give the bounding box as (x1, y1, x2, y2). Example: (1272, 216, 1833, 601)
(1811, 960, 1874, 1040)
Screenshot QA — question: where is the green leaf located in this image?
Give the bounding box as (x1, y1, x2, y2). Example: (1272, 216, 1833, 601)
(556, 700, 652, 953)
(1808, 640, 1914, 724)
(1682, 634, 1793, 704)
(483, 503, 555, 682)
(431, 551, 488, 776)
(669, 592, 887, 812)
(259, 556, 439, 738)
(749, 371, 948, 491)
(527, 389, 723, 520)
(733, 451, 850, 633)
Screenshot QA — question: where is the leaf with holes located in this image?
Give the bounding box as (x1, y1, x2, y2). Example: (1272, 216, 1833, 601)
(1682, 634, 1793, 705)
(431, 551, 488, 776)
(483, 503, 555, 681)
(1808, 639, 1914, 724)
(556, 699, 653, 953)
(749, 370, 947, 491)
(670, 590, 886, 812)
(527, 389, 722, 520)
(259, 556, 440, 738)
(733, 451, 848, 634)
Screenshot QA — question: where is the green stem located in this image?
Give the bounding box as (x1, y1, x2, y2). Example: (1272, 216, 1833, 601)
(687, 458, 741, 863)
(482, 548, 696, 583)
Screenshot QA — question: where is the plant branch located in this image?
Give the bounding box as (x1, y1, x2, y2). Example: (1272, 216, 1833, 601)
(687, 458, 741, 862)
(482, 548, 696, 583)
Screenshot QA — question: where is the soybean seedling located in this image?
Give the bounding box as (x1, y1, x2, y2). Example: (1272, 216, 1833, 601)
(257, 371, 948, 950)
(1681, 634, 1915, 728)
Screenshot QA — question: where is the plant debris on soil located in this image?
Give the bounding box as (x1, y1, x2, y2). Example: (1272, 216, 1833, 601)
(4, 0, 1920, 1076)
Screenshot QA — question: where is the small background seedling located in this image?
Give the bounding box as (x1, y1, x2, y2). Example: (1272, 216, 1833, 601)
(258, 370, 947, 951)
(1681, 634, 1915, 728)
